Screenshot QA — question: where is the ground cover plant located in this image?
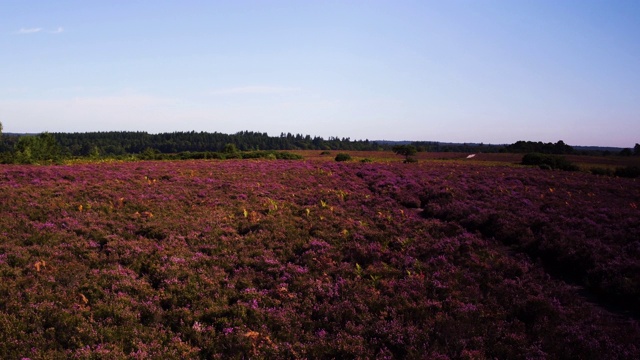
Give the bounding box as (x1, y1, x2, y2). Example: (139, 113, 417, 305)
(1, 158, 639, 359)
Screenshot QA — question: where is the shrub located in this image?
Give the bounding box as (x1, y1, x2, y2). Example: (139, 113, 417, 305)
(223, 152, 242, 159)
(240, 151, 264, 159)
(138, 147, 160, 160)
(223, 143, 238, 154)
(615, 166, 640, 178)
(392, 145, 417, 158)
(522, 153, 578, 171)
(590, 167, 614, 176)
(237, 151, 303, 160)
(335, 153, 352, 162)
(275, 152, 303, 160)
(11, 133, 63, 164)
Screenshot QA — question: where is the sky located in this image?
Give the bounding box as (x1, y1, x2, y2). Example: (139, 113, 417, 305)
(1, 0, 639, 147)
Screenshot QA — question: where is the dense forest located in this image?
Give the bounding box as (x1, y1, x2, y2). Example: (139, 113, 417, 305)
(0, 128, 638, 164)
(0, 131, 382, 157)
(0, 130, 594, 155)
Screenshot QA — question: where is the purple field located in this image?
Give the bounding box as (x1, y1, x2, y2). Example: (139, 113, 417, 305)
(1, 159, 639, 359)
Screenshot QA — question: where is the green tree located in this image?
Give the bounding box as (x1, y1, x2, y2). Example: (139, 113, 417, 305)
(620, 148, 633, 156)
(0, 121, 3, 138)
(89, 145, 101, 159)
(634, 143, 640, 156)
(140, 147, 159, 160)
(14, 132, 63, 164)
(554, 140, 573, 154)
(392, 145, 417, 162)
(223, 143, 238, 154)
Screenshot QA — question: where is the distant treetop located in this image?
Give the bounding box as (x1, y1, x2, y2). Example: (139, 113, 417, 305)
(506, 140, 574, 155)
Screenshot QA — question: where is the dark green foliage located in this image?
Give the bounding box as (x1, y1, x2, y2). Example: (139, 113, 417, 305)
(223, 151, 241, 159)
(0, 128, 630, 162)
(589, 167, 640, 179)
(139, 147, 160, 160)
(508, 140, 574, 154)
(620, 148, 633, 156)
(223, 143, 238, 154)
(272, 152, 303, 160)
(522, 153, 579, 171)
(392, 145, 417, 158)
(335, 153, 352, 162)
(410, 141, 508, 153)
(45, 131, 384, 156)
(11, 132, 63, 164)
(392, 145, 418, 163)
(239, 151, 274, 159)
(144, 150, 302, 161)
(614, 166, 640, 178)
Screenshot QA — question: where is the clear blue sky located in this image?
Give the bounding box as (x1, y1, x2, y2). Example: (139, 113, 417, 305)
(2, 0, 639, 147)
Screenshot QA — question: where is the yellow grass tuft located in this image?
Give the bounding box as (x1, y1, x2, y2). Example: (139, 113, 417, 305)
(244, 331, 260, 339)
(34, 260, 46, 272)
(79, 293, 89, 304)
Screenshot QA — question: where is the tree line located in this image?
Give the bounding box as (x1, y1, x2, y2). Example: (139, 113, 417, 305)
(50, 131, 383, 156)
(0, 130, 387, 164)
(0, 122, 638, 164)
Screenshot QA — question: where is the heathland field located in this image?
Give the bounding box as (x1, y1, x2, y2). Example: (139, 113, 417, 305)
(1, 155, 639, 359)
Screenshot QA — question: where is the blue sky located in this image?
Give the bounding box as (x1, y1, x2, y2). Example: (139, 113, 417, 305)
(1, 0, 639, 147)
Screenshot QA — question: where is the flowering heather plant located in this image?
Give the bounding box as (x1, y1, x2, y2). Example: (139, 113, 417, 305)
(0, 159, 639, 359)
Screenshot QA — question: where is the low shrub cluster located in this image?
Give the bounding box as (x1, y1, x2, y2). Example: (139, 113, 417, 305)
(615, 166, 640, 178)
(591, 166, 640, 179)
(334, 153, 352, 162)
(139, 150, 303, 161)
(522, 153, 579, 171)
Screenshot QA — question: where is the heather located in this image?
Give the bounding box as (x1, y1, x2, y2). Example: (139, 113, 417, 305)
(1, 159, 639, 359)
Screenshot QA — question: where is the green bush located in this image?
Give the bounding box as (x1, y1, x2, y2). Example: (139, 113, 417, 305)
(223, 143, 238, 154)
(522, 153, 578, 171)
(206, 152, 225, 159)
(223, 152, 242, 159)
(138, 147, 160, 160)
(615, 166, 640, 178)
(335, 153, 352, 162)
(392, 145, 417, 158)
(240, 151, 264, 159)
(241, 151, 301, 160)
(275, 152, 303, 160)
(11, 133, 64, 164)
